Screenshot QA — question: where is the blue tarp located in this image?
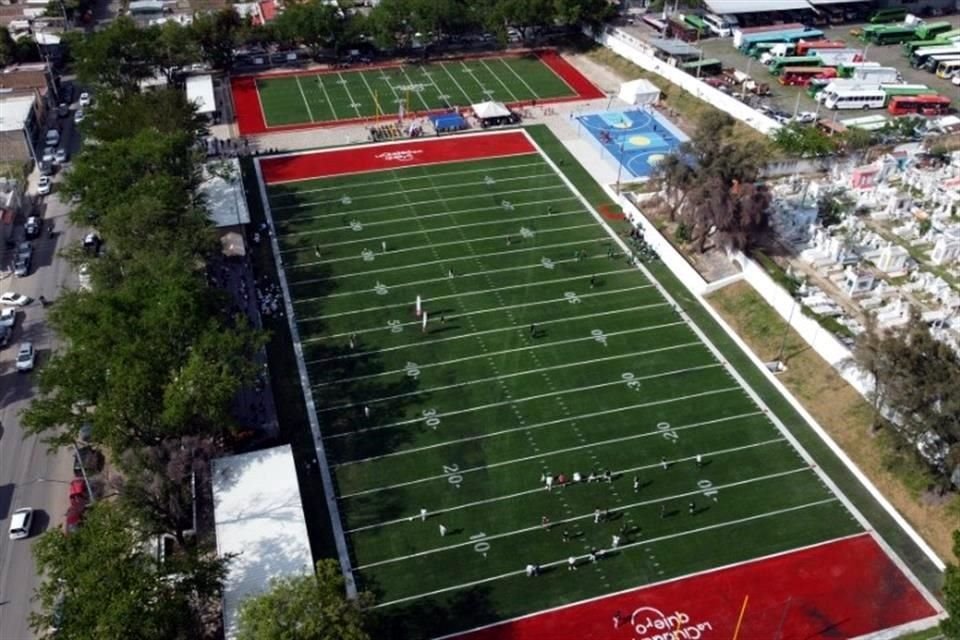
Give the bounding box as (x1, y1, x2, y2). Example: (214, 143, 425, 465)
(430, 112, 467, 132)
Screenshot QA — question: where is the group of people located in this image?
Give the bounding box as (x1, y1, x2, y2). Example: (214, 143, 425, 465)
(541, 469, 615, 491)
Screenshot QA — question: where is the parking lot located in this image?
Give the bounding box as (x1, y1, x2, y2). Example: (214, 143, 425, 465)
(622, 18, 959, 118)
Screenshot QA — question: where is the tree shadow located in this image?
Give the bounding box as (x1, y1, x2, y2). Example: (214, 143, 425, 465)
(368, 585, 501, 640)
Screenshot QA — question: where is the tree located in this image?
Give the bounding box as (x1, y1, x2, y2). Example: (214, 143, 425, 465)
(772, 122, 837, 157)
(153, 21, 202, 82)
(816, 186, 854, 227)
(69, 17, 158, 91)
(191, 9, 246, 71)
(236, 560, 372, 640)
(274, 0, 343, 58)
(30, 502, 228, 640)
(942, 530, 960, 639)
(485, 0, 554, 41)
(0, 26, 15, 67)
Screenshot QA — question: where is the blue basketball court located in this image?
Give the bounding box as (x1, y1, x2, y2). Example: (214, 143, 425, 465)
(576, 108, 686, 179)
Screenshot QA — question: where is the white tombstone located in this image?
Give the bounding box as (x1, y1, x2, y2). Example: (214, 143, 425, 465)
(877, 242, 910, 275)
(931, 229, 960, 266)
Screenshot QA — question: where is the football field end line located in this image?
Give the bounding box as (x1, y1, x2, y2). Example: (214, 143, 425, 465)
(315, 341, 706, 413)
(309, 303, 671, 361)
(271, 168, 562, 212)
(325, 383, 740, 441)
(370, 496, 835, 609)
(282, 208, 583, 253)
(430, 531, 872, 640)
(343, 413, 766, 530)
(297, 270, 645, 317)
(354, 453, 799, 569)
(336, 406, 761, 470)
(337, 399, 768, 500)
(298, 240, 608, 300)
(275, 183, 564, 217)
(270, 160, 548, 199)
(314, 322, 687, 387)
(281, 197, 580, 242)
(292, 224, 599, 274)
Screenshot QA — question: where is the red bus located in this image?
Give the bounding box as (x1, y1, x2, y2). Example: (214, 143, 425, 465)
(779, 66, 837, 86)
(887, 94, 952, 116)
(795, 39, 847, 56)
(642, 14, 668, 34)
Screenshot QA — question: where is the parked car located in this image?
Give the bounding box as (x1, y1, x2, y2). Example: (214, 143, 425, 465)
(79, 91, 91, 107)
(57, 102, 70, 118)
(42, 146, 56, 165)
(74, 109, 85, 124)
(0, 291, 31, 306)
(39, 160, 53, 177)
(38, 175, 52, 196)
(44, 129, 60, 147)
(0, 325, 11, 348)
(8, 508, 34, 540)
(0, 307, 15, 328)
(13, 254, 31, 277)
(16, 341, 35, 372)
(25, 215, 41, 238)
(55, 148, 69, 164)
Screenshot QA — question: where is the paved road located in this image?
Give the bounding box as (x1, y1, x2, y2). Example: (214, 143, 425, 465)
(0, 119, 85, 640)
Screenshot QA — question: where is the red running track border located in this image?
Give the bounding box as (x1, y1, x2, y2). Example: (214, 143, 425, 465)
(259, 131, 537, 184)
(449, 533, 937, 640)
(231, 50, 605, 136)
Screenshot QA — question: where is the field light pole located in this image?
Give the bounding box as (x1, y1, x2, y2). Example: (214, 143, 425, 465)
(775, 295, 799, 366)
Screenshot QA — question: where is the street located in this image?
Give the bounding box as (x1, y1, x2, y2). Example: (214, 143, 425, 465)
(0, 120, 85, 639)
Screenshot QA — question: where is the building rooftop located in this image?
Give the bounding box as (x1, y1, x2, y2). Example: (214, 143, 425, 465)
(185, 74, 216, 115)
(648, 38, 702, 59)
(212, 444, 312, 640)
(0, 94, 35, 133)
(705, 0, 812, 14)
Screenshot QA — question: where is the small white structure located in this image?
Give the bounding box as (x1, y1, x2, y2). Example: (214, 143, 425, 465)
(213, 445, 313, 640)
(842, 266, 875, 297)
(185, 74, 216, 116)
(471, 101, 511, 120)
(931, 229, 960, 266)
(876, 243, 910, 275)
(618, 78, 660, 106)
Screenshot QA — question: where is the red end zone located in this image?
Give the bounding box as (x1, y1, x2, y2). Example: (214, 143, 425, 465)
(452, 534, 937, 640)
(259, 131, 537, 184)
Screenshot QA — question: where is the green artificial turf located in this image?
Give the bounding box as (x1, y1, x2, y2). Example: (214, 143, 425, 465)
(260, 145, 863, 637)
(256, 54, 576, 127)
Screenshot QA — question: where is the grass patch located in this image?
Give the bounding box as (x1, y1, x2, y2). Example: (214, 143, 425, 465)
(709, 280, 960, 563)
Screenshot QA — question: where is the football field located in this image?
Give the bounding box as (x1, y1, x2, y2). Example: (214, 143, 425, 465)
(232, 51, 603, 135)
(255, 130, 938, 638)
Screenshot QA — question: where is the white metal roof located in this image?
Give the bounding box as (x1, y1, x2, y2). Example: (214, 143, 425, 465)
(705, 0, 813, 14)
(0, 94, 35, 133)
(472, 101, 511, 119)
(199, 158, 250, 228)
(213, 445, 313, 640)
(185, 74, 216, 114)
(808, 0, 864, 4)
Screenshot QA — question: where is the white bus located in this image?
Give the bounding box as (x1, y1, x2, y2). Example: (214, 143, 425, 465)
(850, 66, 900, 83)
(814, 80, 881, 103)
(703, 13, 738, 37)
(822, 88, 887, 110)
(936, 59, 960, 78)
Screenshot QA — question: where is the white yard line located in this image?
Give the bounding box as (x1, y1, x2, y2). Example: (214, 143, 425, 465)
(294, 242, 616, 301)
(338, 408, 758, 470)
(316, 341, 707, 413)
(399, 66, 433, 111)
(437, 61, 475, 105)
(291, 226, 601, 277)
(294, 76, 315, 122)
(283, 208, 583, 254)
(496, 57, 540, 99)
(357, 71, 383, 117)
(479, 58, 520, 102)
(315, 322, 688, 387)
(309, 303, 671, 361)
(371, 496, 835, 608)
(338, 71, 364, 118)
(459, 60, 492, 99)
(316, 74, 339, 121)
(299, 280, 650, 323)
(418, 65, 451, 107)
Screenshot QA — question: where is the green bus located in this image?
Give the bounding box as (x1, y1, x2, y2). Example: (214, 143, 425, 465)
(682, 14, 709, 37)
(914, 21, 952, 41)
(680, 58, 723, 76)
(881, 83, 932, 99)
(866, 26, 917, 45)
(902, 38, 951, 55)
(768, 56, 822, 75)
(748, 43, 779, 58)
(869, 7, 906, 23)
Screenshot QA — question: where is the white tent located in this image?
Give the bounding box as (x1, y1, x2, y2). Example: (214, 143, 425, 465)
(472, 101, 512, 119)
(618, 79, 660, 106)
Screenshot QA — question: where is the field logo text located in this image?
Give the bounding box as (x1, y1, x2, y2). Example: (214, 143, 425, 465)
(629, 606, 713, 640)
(374, 149, 424, 164)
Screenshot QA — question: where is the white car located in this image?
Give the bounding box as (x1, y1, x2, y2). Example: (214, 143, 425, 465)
(8, 507, 33, 540)
(16, 341, 35, 372)
(38, 176, 52, 196)
(79, 92, 91, 107)
(45, 129, 60, 147)
(0, 307, 15, 328)
(55, 148, 69, 164)
(74, 109, 85, 124)
(0, 291, 30, 306)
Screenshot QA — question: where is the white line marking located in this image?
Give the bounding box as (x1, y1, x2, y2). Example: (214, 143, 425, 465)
(437, 61, 474, 104)
(316, 74, 339, 121)
(358, 71, 382, 117)
(497, 57, 539, 98)
(295, 76, 315, 122)
(479, 58, 520, 102)
(338, 72, 363, 117)
(371, 497, 837, 608)
(399, 66, 432, 111)
(315, 341, 707, 413)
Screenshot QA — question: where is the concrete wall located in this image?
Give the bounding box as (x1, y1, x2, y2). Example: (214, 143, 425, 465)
(594, 26, 782, 136)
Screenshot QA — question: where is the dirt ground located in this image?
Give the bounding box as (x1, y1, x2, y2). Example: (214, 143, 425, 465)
(710, 280, 959, 563)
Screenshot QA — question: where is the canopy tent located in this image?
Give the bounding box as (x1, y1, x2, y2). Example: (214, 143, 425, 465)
(618, 79, 660, 105)
(472, 101, 512, 119)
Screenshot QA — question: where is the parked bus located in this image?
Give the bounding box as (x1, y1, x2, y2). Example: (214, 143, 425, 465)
(924, 54, 960, 72)
(811, 49, 864, 67)
(822, 88, 887, 110)
(863, 25, 917, 45)
(667, 17, 700, 42)
(779, 67, 837, 86)
(902, 37, 956, 55)
(641, 14, 669, 34)
(795, 39, 846, 56)
(911, 45, 960, 67)
(868, 7, 906, 23)
(887, 94, 952, 116)
(808, 78, 879, 98)
(748, 43, 780, 58)
(738, 28, 824, 53)
(936, 59, 960, 78)
(732, 22, 804, 48)
(914, 21, 953, 41)
(881, 83, 933, 99)
(850, 66, 900, 83)
(768, 56, 823, 75)
(682, 14, 709, 37)
(680, 58, 723, 76)
(702, 13, 737, 37)
(837, 61, 881, 77)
